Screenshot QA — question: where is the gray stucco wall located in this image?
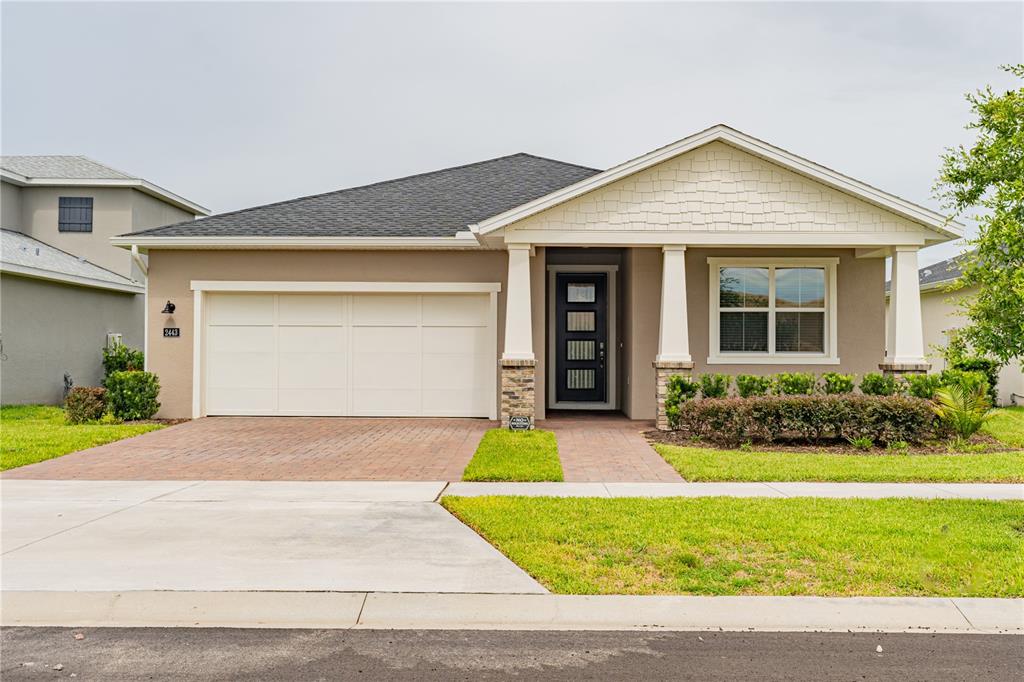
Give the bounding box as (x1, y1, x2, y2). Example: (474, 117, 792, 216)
(0, 274, 143, 404)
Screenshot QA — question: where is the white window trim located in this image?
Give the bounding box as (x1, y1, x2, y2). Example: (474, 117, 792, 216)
(707, 257, 839, 365)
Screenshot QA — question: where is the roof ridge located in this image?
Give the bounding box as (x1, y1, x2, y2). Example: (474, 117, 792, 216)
(127, 151, 594, 237)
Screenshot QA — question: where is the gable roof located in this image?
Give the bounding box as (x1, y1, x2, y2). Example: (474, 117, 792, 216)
(1, 155, 209, 216)
(1, 229, 142, 294)
(120, 154, 600, 240)
(472, 124, 962, 240)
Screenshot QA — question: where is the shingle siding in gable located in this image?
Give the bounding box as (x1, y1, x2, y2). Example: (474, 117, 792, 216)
(508, 142, 922, 235)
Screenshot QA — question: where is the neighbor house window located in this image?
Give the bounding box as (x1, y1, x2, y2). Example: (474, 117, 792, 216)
(58, 197, 93, 232)
(708, 257, 839, 364)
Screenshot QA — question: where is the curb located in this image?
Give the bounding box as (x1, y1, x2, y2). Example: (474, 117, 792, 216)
(3, 592, 1021, 633)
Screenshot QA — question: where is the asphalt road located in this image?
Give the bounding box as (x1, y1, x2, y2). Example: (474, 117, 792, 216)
(1, 627, 1019, 681)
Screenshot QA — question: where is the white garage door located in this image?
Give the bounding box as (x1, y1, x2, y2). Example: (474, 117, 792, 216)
(203, 292, 495, 417)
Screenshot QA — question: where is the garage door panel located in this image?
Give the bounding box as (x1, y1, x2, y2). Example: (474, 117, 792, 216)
(421, 327, 489, 355)
(207, 326, 275, 354)
(352, 389, 421, 415)
(352, 294, 419, 325)
(278, 295, 346, 326)
(423, 353, 489, 390)
(278, 389, 347, 415)
(207, 352, 276, 389)
(207, 388, 277, 414)
(422, 294, 489, 326)
(421, 389, 491, 417)
(207, 294, 274, 325)
(352, 353, 419, 388)
(279, 353, 347, 389)
(352, 326, 418, 354)
(279, 326, 347, 354)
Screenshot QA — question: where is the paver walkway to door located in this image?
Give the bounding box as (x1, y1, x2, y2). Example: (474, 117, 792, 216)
(3, 417, 493, 481)
(538, 413, 683, 482)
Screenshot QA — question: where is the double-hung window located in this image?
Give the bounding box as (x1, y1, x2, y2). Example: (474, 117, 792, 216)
(708, 257, 838, 364)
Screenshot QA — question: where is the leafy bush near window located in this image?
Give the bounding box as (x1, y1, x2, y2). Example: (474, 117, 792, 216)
(64, 387, 107, 424)
(773, 372, 817, 395)
(664, 375, 700, 429)
(672, 395, 935, 447)
(105, 371, 161, 421)
(103, 344, 145, 382)
(735, 374, 773, 398)
(699, 374, 731, 399)
(859, 373, 900, 396)
(820, 372, 855, 395)
(931, 378, 992, 440)
(904, 373, 943, 400)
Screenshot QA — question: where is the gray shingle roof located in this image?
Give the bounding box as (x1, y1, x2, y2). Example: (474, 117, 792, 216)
(0, 156, 135, 180)
(125, 153, 601, 239)
(1, 229, 140, 289)
(884, 252, 968, 292)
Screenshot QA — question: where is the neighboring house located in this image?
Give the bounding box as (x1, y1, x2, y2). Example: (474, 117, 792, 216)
(113, 125, 960, 428)
(1, 156, 207, 404)
(889, 254, 1023, 406)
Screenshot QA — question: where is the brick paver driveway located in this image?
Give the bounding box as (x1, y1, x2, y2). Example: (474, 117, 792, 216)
(3, 417, 493, 481)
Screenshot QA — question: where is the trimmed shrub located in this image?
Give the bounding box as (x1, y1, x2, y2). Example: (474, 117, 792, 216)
(860, 372, 899, 396)
(821, 372, 855, 395)
(672, 394, 935, 447)
(773, 372, 817, 395)
(904, 373, 943, 400)
(102, 344, 144, 381)
(106, 371, 161, 421)
(664, 374, 700, 429)
(735, 374, 773, 398)
(699, 373, 731, 399)
(64, 387, 107, 424)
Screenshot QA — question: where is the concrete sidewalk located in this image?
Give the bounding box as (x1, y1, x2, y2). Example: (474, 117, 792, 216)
(3, 591, 1021, 634)
(443, 481, 1024, 499)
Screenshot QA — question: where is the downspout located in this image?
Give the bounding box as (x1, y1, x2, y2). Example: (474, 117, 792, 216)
(131, 245, 150, 371)
(131, 245, 148, 279)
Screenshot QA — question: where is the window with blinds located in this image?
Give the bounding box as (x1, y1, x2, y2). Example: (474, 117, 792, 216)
(715, 263, 830, 358)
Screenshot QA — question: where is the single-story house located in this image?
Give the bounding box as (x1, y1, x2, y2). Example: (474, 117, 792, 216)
(113, 125, 960, 428)
(906, 254, 1022, 406)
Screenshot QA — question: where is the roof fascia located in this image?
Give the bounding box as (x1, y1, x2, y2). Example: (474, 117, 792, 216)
(471, 125, 962, 240)
(1, 261, 144, 294)
(1, 172, 209, 216)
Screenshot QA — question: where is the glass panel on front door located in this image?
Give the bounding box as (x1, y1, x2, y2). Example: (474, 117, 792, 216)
(555, 273, 607, 404)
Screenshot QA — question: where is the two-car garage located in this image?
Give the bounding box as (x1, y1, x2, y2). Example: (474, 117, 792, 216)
(196, 284, 499, 418)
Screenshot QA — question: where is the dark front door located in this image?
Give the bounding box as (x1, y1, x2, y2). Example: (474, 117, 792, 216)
(555, 273, 608, 403)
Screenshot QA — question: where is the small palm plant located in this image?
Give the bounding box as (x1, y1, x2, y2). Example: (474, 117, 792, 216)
(931, 377, 993, 441)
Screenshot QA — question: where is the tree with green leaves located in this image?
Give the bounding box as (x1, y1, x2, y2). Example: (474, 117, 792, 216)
(935, 64, 1024, 368)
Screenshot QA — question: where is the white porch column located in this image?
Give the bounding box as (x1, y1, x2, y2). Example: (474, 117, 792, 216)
(502, 244, 534, 360)
(883, 246, 928, 371)
(656, 245, 692, 363)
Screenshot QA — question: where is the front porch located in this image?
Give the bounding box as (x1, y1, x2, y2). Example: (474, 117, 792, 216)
(497, 244, 931, 430)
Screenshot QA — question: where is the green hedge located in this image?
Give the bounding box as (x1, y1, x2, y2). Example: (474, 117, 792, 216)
(106, 371, 161, 421)
(673, 395, 936, 447)
(64, 387, 107, 424)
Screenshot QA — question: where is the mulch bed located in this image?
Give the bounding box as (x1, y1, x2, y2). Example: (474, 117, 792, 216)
(644, 430, 1018, 455)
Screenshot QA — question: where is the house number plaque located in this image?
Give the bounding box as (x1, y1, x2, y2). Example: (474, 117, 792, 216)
(163, 328, 181, 338)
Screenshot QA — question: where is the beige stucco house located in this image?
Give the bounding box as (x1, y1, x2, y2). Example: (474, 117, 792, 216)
(1, 156, 207, 403)
(113, 125, 960, 427)
(891, 254, 1023, 406)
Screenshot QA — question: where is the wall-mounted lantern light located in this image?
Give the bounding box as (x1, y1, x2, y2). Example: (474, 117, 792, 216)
(161, 301, 176, 314)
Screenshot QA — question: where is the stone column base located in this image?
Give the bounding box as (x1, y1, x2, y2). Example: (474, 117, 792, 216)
(500, 358, 536, 428)
(879, 362, 930, 377)
(654, 360, 694, 431)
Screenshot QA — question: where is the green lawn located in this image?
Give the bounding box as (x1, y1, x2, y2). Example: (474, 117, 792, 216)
(442, 496, 1024, 597)
(653, 444, 1024, 482)
(462, 429, 563, 482)
(1, 405, 164, 471)
(984, 406, 1024, 448)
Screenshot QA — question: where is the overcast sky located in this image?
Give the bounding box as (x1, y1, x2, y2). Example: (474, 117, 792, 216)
(3, 1, 1021, 265)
